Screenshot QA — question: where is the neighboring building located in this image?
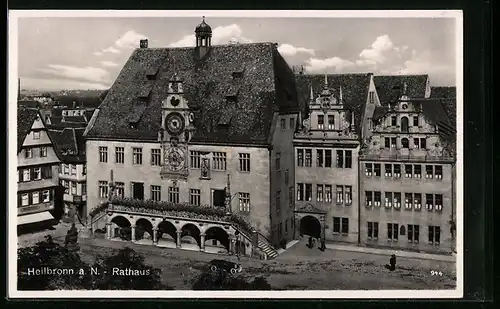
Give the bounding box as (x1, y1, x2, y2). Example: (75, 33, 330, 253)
(17, 107, 61, 228)
(431, 86, 457, 126)
(373, 75, 431, 105)
(358, 87, 456, 254)
(292, 74, 372, 245)
(49, 128, 87, 224)
(83, 18, 298, 257)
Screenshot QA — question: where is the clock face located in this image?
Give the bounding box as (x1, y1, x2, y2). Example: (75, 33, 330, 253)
(170, 96, 180, 107)
(165, 112, 185, 136)
(165, 147, 186, 171)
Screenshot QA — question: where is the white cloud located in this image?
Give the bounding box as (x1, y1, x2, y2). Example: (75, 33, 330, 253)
(169, 24, 252, 48)
(278, 44, 315, 57)
(100, 60, 119, 68)
(38, 64, 110, 83)
(93, 51, 104, 57)
(359, 34, 395, 64)
(20, 77, 109, 91)
(114, 30, 148, 49)
(102, 46, 121, 54)
(304, 56, 355, 73)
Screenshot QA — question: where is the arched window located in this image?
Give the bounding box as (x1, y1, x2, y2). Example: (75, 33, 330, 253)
(401, 116, 409, 132)
(401, 138, 409, 149)
(400, 225, 406, 236)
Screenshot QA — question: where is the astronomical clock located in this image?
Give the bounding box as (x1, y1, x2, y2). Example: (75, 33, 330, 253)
(158, 75, 195, 180)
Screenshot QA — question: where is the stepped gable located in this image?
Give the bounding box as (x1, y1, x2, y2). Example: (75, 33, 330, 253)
(295, 73, 372, 136)
(374, 74, 428, 104)
(85, 42, 298, 145)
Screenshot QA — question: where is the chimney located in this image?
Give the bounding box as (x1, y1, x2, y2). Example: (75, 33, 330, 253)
(140, 39, 148, 49)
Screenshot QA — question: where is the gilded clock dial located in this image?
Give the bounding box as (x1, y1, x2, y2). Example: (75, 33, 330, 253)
(165, 112, 185, 136)
(165, 147, 186, 171)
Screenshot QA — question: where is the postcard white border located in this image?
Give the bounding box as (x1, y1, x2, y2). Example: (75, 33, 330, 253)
(8, 9, 463, 299)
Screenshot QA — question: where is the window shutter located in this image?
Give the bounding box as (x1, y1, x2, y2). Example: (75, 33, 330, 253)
(28, 193, 33, 205)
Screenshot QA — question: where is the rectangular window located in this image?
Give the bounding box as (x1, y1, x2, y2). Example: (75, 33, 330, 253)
(276, 152, 281, 171)
(190, 189, 201, 206)
(151, 149, 161, 166)
(428, 226, 441, 245)
(288, 187, 294, 206)
(305, 184, 312, 201)
(280, 118, 286, 130)
(327, 115, 335, 130)
(30, 191, 39, 205)
(336, 186, 344, 204)
(325, 150, 332, 167)
(405, 164, 413, 178)
(325, 185, 332, 203)
(71, 181, 77, 195)
(365, 191, 373, 207)
(345, 150, 352, 168)
(297, 149, 304, 167)
(290, 117, 295, 129)
(33, 131, 41, 139)
(304, 149, 312, 167)
(40, 147, 47, 157)
(239, 192, 250, 212)
(394, 164, 401, 178)
(405, 193, 413, 209)
(413, 116, 419, 126)
(389, 137, 396, 148)
(408, 224, 420, 243)
(394, 192, 401, 209)
(414, 165, 422, 178)
(115, 182, 124, 198)
(345, 186, 352, 205)
(385, 164, 392, 177)
(374, 191, 381, 207)
(99, 181, 108, 198)
(421, 138, 427, 149)
(22, 193, 29, 206)
(391, 116, 397, 126)
(99, 146, 108, 163)
(426, 194, 434, 210)
(414, 193, 422, 210)
(297, 183, 304, 201)
(276, 191, 281, 212)
(368, 222, 379, 239)
(82, 183, 87, 196)
(316, 149, 324, 167)
(336, 150, 344, 168)
(239, 153, 250, 172)
(365, 163, 373, 176)
(316, 185, 323, 202)
(435, 194, 443, 211)
(62, 180, 69, 194)
(115, 147, 124, 164)
(151, 185, 161, 201)
(385, 192, 393, 208)
(25, 148, 33, 159)
(369, 91, 375, 104)
(426, 165, 434, 178)
(42, 190, 50, 202)
(341, 218, 349, 234)
(132, 148, 143, 165)
(435, 165, 443, 179)
(387, 223, 399, 241)
(190, 151, 201, 168)
(317, 115, 324, 130)
(132, 182, 145, 200)
(33, 167, 41, 180)
(333, 217, 341, 234)
(168, 187, 180, 203)
(212, 152, 227, 170)
(384, 137, 390, 148)
(374, 163, 381, 177)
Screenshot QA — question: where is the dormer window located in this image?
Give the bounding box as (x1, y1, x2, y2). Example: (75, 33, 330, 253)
(317, 115, 324, 130)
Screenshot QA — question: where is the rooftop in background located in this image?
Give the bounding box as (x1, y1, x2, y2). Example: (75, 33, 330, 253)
(294, 73, 372, 136)
(374, 75, 429, 104)
(17, 107, 41, 153)
(49, 127, 86, 163)
(431, 86, 457, 127)
(85, 41, 298, 145)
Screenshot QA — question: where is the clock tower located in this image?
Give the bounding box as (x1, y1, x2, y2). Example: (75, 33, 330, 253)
(158, 74, 194, 180)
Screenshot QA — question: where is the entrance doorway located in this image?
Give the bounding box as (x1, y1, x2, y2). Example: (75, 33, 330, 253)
(299, 216, 321, 239)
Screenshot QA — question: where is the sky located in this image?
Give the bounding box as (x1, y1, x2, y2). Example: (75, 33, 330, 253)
(16, 15, 458, 91)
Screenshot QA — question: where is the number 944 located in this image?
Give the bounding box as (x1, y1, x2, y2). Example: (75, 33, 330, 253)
(431, 270, 443, 276)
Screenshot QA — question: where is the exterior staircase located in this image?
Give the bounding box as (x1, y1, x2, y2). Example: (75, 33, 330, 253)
(257, 236, 279, 259)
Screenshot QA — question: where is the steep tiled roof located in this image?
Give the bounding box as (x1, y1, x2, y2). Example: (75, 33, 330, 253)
(416, 99, 456, 142)
(372, 106, 390, 121)
(17, 107, 40, 153)
(85, 43, 298, 145)
(431, 86, 456, 99)
(294, 73, 372, 135)
(49, 128, 86, 163)
(374, 75, 429, 104)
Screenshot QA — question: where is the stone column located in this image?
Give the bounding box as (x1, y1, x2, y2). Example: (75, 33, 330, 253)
(131, 225, 136, 242)
(106, 223, 112, 240)
(200, 234, 206, 251)
(176, 231, 182, 248)
(153, 228, 158, 245)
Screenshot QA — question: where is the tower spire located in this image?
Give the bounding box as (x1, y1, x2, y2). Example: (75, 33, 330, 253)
(339, 85, 343, 103)
(309, 85, 314, 102)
